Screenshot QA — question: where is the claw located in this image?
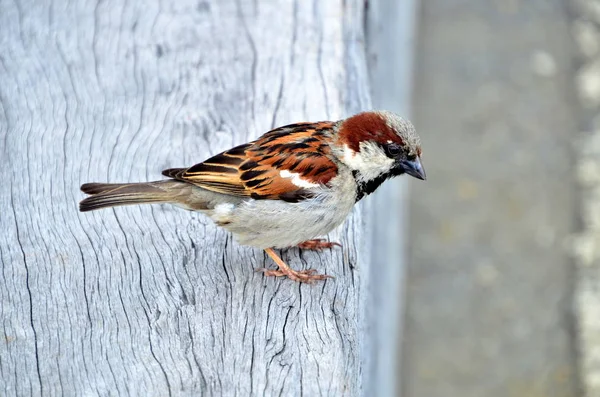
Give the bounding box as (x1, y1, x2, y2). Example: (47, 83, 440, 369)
(257, 248, 333, 283)
(297, 239, 342, 251)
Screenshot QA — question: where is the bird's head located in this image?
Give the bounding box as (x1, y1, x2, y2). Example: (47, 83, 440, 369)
(336, 110, 425, 200)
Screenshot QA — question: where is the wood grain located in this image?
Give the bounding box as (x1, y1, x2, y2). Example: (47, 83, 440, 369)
(365, 1, 419, 395)
(0, 0, 373, 395)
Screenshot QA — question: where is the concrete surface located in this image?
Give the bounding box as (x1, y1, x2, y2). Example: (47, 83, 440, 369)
(402, 1, 579, 396)
(571, 0, 600, 395)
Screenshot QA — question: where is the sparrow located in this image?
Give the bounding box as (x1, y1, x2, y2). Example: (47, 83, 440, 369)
(80, 110, 425, 283)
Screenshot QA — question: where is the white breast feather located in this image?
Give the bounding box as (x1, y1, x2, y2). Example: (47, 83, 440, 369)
(212, 203, 235, 224)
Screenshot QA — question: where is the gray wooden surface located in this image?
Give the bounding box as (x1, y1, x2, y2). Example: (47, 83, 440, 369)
(365, 1, 418, 396)
(0, 0, 375, 395)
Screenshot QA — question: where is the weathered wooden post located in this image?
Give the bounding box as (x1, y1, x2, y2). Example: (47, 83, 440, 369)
(0, 0, 410, 395)
(365, 1, 419, 395)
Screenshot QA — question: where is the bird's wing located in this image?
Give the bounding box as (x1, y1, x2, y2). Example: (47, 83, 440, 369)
(163, 122, 339, 202)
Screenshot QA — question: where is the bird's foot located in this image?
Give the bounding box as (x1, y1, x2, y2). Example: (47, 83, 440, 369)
(257, 247, 333, 283)
(297, 239, 341, 251)
(256, 267, 332, 283)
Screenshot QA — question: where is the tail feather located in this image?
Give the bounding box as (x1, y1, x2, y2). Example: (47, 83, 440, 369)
(81, 182, 133, 195)
(79, 181, 179, 212)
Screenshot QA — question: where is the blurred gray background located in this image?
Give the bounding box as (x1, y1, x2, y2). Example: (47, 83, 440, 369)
(398, 1, 586, 396)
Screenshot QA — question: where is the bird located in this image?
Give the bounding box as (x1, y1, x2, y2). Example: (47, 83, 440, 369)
(79, 110, 425, 283)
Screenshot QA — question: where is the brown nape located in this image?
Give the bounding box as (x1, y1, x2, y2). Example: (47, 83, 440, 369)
(337, 111, 402, 152)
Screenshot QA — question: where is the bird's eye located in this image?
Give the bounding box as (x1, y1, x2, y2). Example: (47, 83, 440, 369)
(384, 144, 401, 157)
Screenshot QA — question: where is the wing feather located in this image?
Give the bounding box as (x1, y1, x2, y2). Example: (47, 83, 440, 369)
(163, 122, 339, 202)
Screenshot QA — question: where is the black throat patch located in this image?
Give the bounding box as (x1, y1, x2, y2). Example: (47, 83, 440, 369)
(353, 171, 395, 202)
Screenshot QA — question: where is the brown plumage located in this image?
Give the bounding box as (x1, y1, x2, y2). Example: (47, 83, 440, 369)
(164, 122, 338, 202)
(80, 111, 425, 282)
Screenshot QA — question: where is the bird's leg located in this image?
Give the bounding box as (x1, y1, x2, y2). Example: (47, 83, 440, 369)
(297, 239, 341, 251)
(256, 248, 332, 283)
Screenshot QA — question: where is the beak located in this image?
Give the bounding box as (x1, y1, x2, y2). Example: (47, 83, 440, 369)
(400, 157, 426, 180)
